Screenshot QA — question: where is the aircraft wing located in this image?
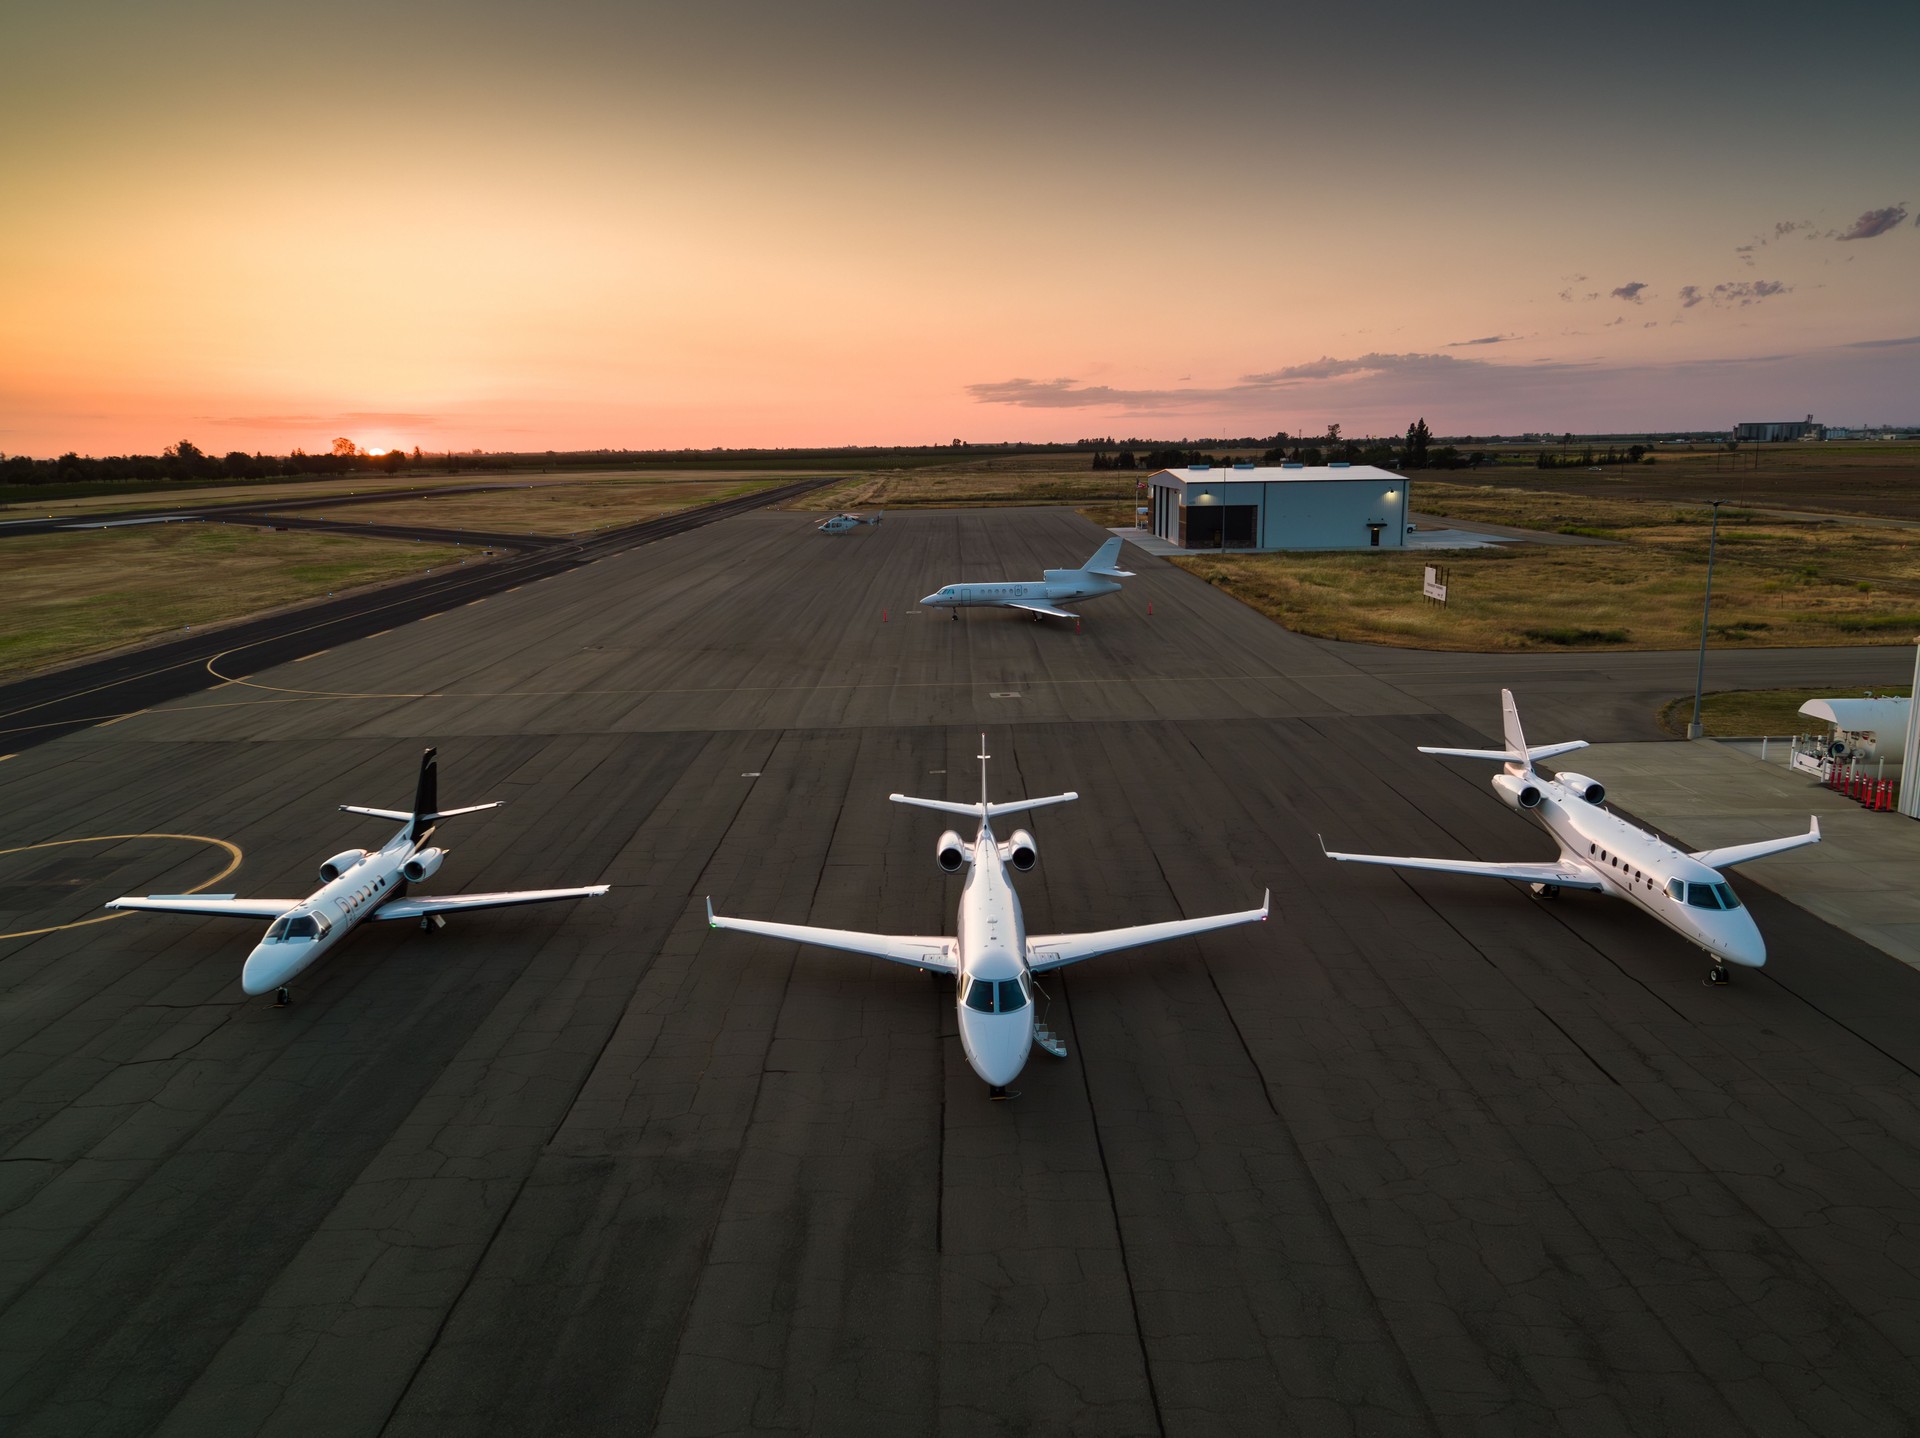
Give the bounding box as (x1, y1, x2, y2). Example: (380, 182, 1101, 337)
(1028, 891, 1268, 972)
(705, 899, 957, 973)
(106, 895, 297, 920)
(1320, 842, 1604, 890)
(374, 885, 610, 920)
(1690, 818, 1819, 870)
(1004, 600, 1079, 619)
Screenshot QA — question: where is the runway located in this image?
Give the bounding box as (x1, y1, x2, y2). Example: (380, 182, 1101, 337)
(3, 507, 1919, 1436)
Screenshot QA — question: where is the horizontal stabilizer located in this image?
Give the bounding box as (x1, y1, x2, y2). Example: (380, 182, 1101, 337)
(1690, 817, 1820, 870)
(1417, 739, 1589, 763)
(889, 791, 1078, 820)
(340, 801, 502, 824)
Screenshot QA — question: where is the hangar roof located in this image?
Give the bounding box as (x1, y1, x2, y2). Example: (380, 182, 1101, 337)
(1148, 464, 1404, 489)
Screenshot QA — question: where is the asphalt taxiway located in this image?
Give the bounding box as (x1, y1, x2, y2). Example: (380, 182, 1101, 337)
(3, 507, 1919, 1436)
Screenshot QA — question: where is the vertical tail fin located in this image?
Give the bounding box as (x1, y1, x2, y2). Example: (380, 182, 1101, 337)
(411, 747, 439, 841)
(1079, 536, 1133, 577)
(1500, 690, 1529, 767)
(979, 733, 990, 810)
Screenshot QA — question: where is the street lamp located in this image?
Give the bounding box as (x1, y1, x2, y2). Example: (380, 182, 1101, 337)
(1686, 498, 1726, 740)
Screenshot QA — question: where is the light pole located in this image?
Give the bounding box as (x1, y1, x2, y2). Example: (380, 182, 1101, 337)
(1687, 498, 1726, 739)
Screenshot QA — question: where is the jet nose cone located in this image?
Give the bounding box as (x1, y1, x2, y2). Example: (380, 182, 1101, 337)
(1725, 913, 1767, 969)
(920, 592, 940, 606)
(240, 945, 281, 996)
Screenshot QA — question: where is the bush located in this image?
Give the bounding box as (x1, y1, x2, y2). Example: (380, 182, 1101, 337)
(1521, 626, 1630, 645)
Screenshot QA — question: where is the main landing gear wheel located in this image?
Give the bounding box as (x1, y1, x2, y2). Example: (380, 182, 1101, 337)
(1529, 883, 1561, 899)
(1706, 963, 1730, 987)
(989, 1085, 1019, 1101)
(274, 986, 291, 1008)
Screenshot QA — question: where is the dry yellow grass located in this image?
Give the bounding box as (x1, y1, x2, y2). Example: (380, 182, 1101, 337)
(796, 454, 1146, 512)
(1654, 686, 1912, 738)
(0, 525, 464, 679)
(281, 476, 786, 536)
(1174, 481, 1920, 652)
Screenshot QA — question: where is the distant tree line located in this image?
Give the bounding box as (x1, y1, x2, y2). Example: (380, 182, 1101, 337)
(1536, 444, 1653, 469)
(0, 437, 432, 488)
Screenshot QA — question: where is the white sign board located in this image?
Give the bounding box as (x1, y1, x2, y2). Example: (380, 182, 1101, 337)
(1422, 565, 1448, 603)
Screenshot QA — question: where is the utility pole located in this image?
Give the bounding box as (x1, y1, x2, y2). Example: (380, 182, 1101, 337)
(1687, 499, 1726, 739)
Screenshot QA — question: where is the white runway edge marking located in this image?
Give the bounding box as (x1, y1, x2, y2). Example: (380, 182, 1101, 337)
(741, 772, 761, 777)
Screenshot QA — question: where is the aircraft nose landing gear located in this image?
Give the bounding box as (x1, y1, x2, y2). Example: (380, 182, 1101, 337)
(1706, 962, 1730, 986)
(989, 1085, 1019, 1101)
(274, 986, 291, 1008)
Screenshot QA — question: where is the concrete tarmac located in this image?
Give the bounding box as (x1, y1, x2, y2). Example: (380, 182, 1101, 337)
(3, 507, 1919, 1436)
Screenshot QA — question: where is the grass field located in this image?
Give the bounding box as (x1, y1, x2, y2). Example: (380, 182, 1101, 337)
(1655, 685, 1913, 738)
(0, 525, 464, 680)
(1173, 479, 1920, 652)
(796, 453, 1145, 512)
(281, 476, 791, 536)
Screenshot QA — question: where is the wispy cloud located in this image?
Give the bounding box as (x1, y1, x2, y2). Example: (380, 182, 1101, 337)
(1445, 334, 1509, 347)
(1712, 279, 1790, 304)
(1846, 334, 1920, 349)
(1678, 285, 1704, 308)
(1835, 204, 1908, 240)
(1611, 281, 1648, 303)
(968, 352, 1498, 411)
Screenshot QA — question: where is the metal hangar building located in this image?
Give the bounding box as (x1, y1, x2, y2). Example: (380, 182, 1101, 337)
(1146, 462, 1410, 550)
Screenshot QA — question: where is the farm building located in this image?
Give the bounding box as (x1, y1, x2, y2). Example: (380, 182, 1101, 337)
(1146, 462, 1410, 551)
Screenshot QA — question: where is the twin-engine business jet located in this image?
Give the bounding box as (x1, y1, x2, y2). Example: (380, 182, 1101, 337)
(109, 749, 609, 1003)
(920, 536, 1134, 620)
(707, 740, 1268, 1095)
(1322, 690, 1819, 984)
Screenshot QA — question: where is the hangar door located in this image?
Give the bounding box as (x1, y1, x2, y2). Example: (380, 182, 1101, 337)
(1179, 504, 1259, 549)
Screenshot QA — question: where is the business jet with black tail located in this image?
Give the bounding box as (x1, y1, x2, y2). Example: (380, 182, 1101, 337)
(1320, 690, 1819, 985)
(108, 748, 609, 1004)
(920, 535, 1134, 620)
(707, 738, 1267, 1096)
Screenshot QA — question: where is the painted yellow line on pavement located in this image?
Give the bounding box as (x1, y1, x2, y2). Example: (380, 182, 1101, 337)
(0, 833, 244, 942)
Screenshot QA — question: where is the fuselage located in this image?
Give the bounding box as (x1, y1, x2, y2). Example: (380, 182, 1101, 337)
(239, 825, 421, 995)
(952, 830, 1037, 1086)
(1522, 769, 1765, 967)
(920, 571, 1122, 612)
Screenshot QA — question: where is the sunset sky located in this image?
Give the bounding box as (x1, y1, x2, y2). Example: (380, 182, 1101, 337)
(4, 0, 1917, 456)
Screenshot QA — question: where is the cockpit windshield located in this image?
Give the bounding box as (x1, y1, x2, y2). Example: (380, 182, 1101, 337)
(962, 974, 1030, 1014)
(1685, 882, 1742, 910)
(264, 913, 324, 942)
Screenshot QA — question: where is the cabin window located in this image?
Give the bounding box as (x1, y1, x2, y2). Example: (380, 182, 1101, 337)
(1665, 878, 1683, 901)
(1715, 883, 1742, 910)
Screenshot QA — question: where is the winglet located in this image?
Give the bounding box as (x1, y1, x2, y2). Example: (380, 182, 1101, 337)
(1260, 888, 1270, 920)
(705, 896, 717, 928)
(1810, 816, 1821, 842)
(1316, 833, 1328, 856)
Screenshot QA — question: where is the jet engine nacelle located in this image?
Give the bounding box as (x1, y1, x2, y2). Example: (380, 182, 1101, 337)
(935, 830, 969, 873)
(1554, 771, 1606, 805)
(319, 849, 369, 883)
(1001, 829, 1037, 872)
(1491, 772, 1543, 811)
(402, 848, 447, 883)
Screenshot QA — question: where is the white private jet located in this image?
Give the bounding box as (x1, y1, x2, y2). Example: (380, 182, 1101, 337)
(1321, 690, 1820, 985)
(818, 511, 882, 533)
(108, 748, 609, 1003)
(707, 739, 1268, 1096)
(920, 535, 1135, 621)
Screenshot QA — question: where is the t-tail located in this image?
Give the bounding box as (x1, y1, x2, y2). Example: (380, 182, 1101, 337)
(1417, 689, 1589, 775)
(339, 746, 505, 843)
(889, 734, 1079, 836)
(1080, 536, 1134, 578)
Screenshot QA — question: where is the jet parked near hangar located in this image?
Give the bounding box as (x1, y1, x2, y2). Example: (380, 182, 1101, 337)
(109, 748, 608, 1004)
(707, 738, 1267, 1095)
(817, 510, 882, 533)
(1321, 690, 1819, 984)
(920, 535, 1134, 620)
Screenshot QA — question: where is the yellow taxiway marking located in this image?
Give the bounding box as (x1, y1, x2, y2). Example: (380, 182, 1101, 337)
(0, 754, 14, 762)
(0, 833, 244, 942)
(95, 709, 147, 728)
(293, 650, 328, 663)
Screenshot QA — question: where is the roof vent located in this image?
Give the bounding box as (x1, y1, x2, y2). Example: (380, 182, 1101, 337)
(1281, 461, 1304, 469)
(1329, 461, 1350, 469)
(1188, 463, 1210, 471)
